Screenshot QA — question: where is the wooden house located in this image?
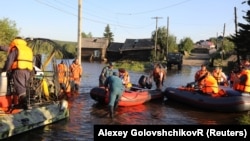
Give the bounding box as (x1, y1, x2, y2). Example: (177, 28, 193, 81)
(106, 42, 124, 61)
(80, 38, 109, 61)
(119, 38, 155, 61)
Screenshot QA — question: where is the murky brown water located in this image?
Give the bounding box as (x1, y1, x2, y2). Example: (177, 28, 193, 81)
(3, 61, 247, 141)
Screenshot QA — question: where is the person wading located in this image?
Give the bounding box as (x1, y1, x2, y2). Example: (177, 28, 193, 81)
(104, 72, 124, 119)
(69, 58, 82, 92)
(57, 60, 70, 96)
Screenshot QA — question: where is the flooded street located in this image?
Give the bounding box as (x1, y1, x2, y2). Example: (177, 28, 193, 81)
(4, 62, 247, 141)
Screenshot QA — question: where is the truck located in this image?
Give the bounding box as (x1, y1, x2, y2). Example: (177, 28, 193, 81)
(166, 52, 183, 70)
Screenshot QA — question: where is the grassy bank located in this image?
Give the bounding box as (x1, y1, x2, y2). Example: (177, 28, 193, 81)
(113, 60, 154, 73)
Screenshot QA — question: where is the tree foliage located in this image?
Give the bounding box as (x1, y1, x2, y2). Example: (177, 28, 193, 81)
(179, 37, 194, 54)
(0, 18, 19, 45)
(62, 43, 76, 58)
(81, 32, 92, 38)
(103, 24, 114, 44)
(0, 18, 19, 67)
(229, 0, 250, 59)
(151, 26, 178, 61)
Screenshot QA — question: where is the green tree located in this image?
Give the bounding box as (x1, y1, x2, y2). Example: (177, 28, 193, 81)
(62, 43, 76, 58)
(151, 26, 178, 61)
(0, 18, 19, 68)
(81, 32, 92, 38)
(179, 37, 194, 54)
(229, 0, 250, 59)
(103, 24, 114, 44)
(0, 18, 19, 45)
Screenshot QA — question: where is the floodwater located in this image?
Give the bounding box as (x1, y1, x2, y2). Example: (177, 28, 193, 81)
(3, 62, 248, 141)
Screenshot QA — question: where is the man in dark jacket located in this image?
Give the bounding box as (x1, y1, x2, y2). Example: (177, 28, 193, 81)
(99, 62, 114, 87)
(104, 72, 124, 119)
(2, 37, 33, 110)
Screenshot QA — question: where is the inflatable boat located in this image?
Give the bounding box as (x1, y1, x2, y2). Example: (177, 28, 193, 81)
(90, 86, 163, 107)
(163, 86, 250, 112)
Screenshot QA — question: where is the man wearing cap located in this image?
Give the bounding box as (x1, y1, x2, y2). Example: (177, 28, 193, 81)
(99, 62, 114, 87)
(104, 71, 124, 119)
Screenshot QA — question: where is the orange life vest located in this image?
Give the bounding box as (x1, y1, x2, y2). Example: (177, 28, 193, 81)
(58, 63, 68, 83)
(121, 71, 132, 88)
(202, 74, 219, 94)
(70, 63, 82, 84)
(195, 70, 209, 87)
(235, 69, 250, 92)
(9, 39, 33, 71)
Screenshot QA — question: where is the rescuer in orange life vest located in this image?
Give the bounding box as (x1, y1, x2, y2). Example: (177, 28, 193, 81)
(57, 60, 70, 95)
(201, 72, 219, 94)
(234, 66, 250, 93)
(69, 58, 83, 92)
(2, 37, 33, 110)
(194, 64, 210, 89)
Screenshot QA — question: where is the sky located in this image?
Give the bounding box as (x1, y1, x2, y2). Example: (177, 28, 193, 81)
(0, 0, 248, 43)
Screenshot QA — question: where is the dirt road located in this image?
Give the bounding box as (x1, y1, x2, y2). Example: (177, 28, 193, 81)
(183, 53, 210, 66)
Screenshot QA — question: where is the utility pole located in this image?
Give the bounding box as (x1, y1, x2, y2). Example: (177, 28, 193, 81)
(77, 0, 82, 63)
(234, 6, 240, 65)
(166, 16, 169, 58)
(221, 23, 226, 60)
(152, 16, 162, 61)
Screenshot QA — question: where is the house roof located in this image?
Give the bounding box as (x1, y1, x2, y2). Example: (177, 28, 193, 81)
(121, 38, 155, 51)
(107, 42, 123, 52)
(81, 37, 109, 49)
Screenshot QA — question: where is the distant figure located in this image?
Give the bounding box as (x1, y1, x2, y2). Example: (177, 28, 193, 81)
(99, 62, 114, 87)
(149, 63, 167, 90)
(69, 58, 82, 92)
(104, 72, 124, 119)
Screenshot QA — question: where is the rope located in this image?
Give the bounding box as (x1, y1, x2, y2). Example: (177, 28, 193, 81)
(121, 90, 146, 100)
